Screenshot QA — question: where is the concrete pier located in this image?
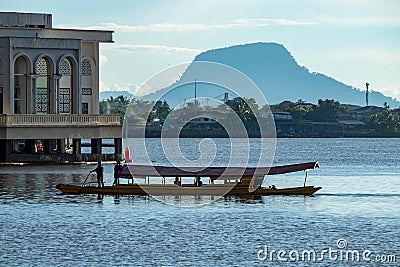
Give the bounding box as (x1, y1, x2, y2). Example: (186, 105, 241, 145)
(0, 114, 122, 163)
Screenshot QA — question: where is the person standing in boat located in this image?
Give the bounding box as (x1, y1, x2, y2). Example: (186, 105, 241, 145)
(113, 160, 122, 186)
(174, 177, 181, 186)
(91, 160, 104, 188)
(194, 177, 203, 187)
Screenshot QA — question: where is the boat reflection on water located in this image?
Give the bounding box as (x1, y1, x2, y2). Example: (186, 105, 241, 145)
(223, 195, 264, 204)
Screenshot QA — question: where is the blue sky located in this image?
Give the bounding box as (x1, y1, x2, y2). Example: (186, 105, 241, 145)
(2, 0, 400, 102)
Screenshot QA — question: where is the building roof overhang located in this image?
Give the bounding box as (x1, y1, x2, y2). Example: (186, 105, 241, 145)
(0, 27, 113, 43)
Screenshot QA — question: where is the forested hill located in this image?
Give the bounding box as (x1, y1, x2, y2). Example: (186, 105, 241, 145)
(143, 42, 399, 107)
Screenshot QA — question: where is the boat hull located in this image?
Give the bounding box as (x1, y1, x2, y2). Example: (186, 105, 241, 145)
(55, 183, 321, 196)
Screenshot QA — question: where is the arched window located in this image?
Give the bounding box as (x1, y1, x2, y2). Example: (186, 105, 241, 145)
(14, 56, 29, 114)
(37, 58, 48, 75)
(81, 59, 92, 76)
(59, 58, 71, 76)
(36, 57, 50, 113)
(59, 58, 73, 113)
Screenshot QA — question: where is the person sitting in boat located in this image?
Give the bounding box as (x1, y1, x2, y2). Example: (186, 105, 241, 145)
(194, 177, 203, 187)
(113, 160, 122, 186)
(90, 160, 104, 188)
(270, 185, 276, 190)
(174, 177, 181, 186)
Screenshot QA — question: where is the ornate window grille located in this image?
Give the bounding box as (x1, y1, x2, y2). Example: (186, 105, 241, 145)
(82, 88, 92, 95)
(59, 88, 70, 113)
(81, 60, 92, 76)
(36, 88, 48, 113)
(60, 58, 71, 76)
(37, 58, 48, 75)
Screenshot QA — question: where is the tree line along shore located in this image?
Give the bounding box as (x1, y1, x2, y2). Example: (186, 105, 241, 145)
(100, 95, 400, 138)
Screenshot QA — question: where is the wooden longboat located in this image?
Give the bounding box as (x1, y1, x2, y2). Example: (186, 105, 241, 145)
(56, 162, 321, 196)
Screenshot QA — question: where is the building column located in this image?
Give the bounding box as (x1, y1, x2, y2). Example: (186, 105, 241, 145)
(73, 55, 81, 114)
(29, 74, 38, 114)
(56, 139, 65, 153)
(114, 138, 122, 155)
(0, 139, 12, 162)
(51, 75, 61, 114)
(91, 138, 102, 154)
(72, 139, 82, 161)
(73, 139, 81, 154)
(4, 46, 13, 114)
(93, 42, 100, 114)
(43, 139, 51, 153)
(25, 139, 35, 153)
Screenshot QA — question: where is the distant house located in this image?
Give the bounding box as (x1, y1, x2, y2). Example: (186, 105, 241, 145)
(301, 120, 372, 137)
(0, 12, 121, 162)
(351, 106, 385, 119)
(303, 121, 344, 137)
(273, 112, 293, 121)
(392, 108, 400, 116)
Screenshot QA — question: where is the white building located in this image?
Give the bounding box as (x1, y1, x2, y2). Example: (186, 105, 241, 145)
(0, 12, 121, 162)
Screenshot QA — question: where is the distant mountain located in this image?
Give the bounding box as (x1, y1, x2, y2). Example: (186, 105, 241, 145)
(100, 91, 133, 101)
(142, 42, 399, 107)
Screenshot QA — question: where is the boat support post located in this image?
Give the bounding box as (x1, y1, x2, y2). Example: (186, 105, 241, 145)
(303, 170, 309, 187)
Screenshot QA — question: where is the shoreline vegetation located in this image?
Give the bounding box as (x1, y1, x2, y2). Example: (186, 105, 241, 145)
(100, 95, 400, 138)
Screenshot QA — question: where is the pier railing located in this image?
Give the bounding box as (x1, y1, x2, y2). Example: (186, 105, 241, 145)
(0, 114, 121, 126)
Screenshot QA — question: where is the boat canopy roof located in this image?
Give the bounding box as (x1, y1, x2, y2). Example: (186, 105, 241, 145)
(119, 162, 319, 177)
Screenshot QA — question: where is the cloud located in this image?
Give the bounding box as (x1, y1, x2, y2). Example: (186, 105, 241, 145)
(99, 81, 110, 91)
(99, 54, 108, 64)
(378, 86, 400, 102)
(100, 82, 139, 93)
(234, 18, 317, 26)
(322, 17, 400, 27)
(134, 64, 190, 97)
(103, 44, 203, 54)
(61, 18, 316, 32)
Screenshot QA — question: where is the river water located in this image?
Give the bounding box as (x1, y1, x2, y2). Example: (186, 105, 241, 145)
(0, 138, 399, 266)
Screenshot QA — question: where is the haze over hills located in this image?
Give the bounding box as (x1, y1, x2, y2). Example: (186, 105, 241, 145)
(141, 42, 399, 108)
